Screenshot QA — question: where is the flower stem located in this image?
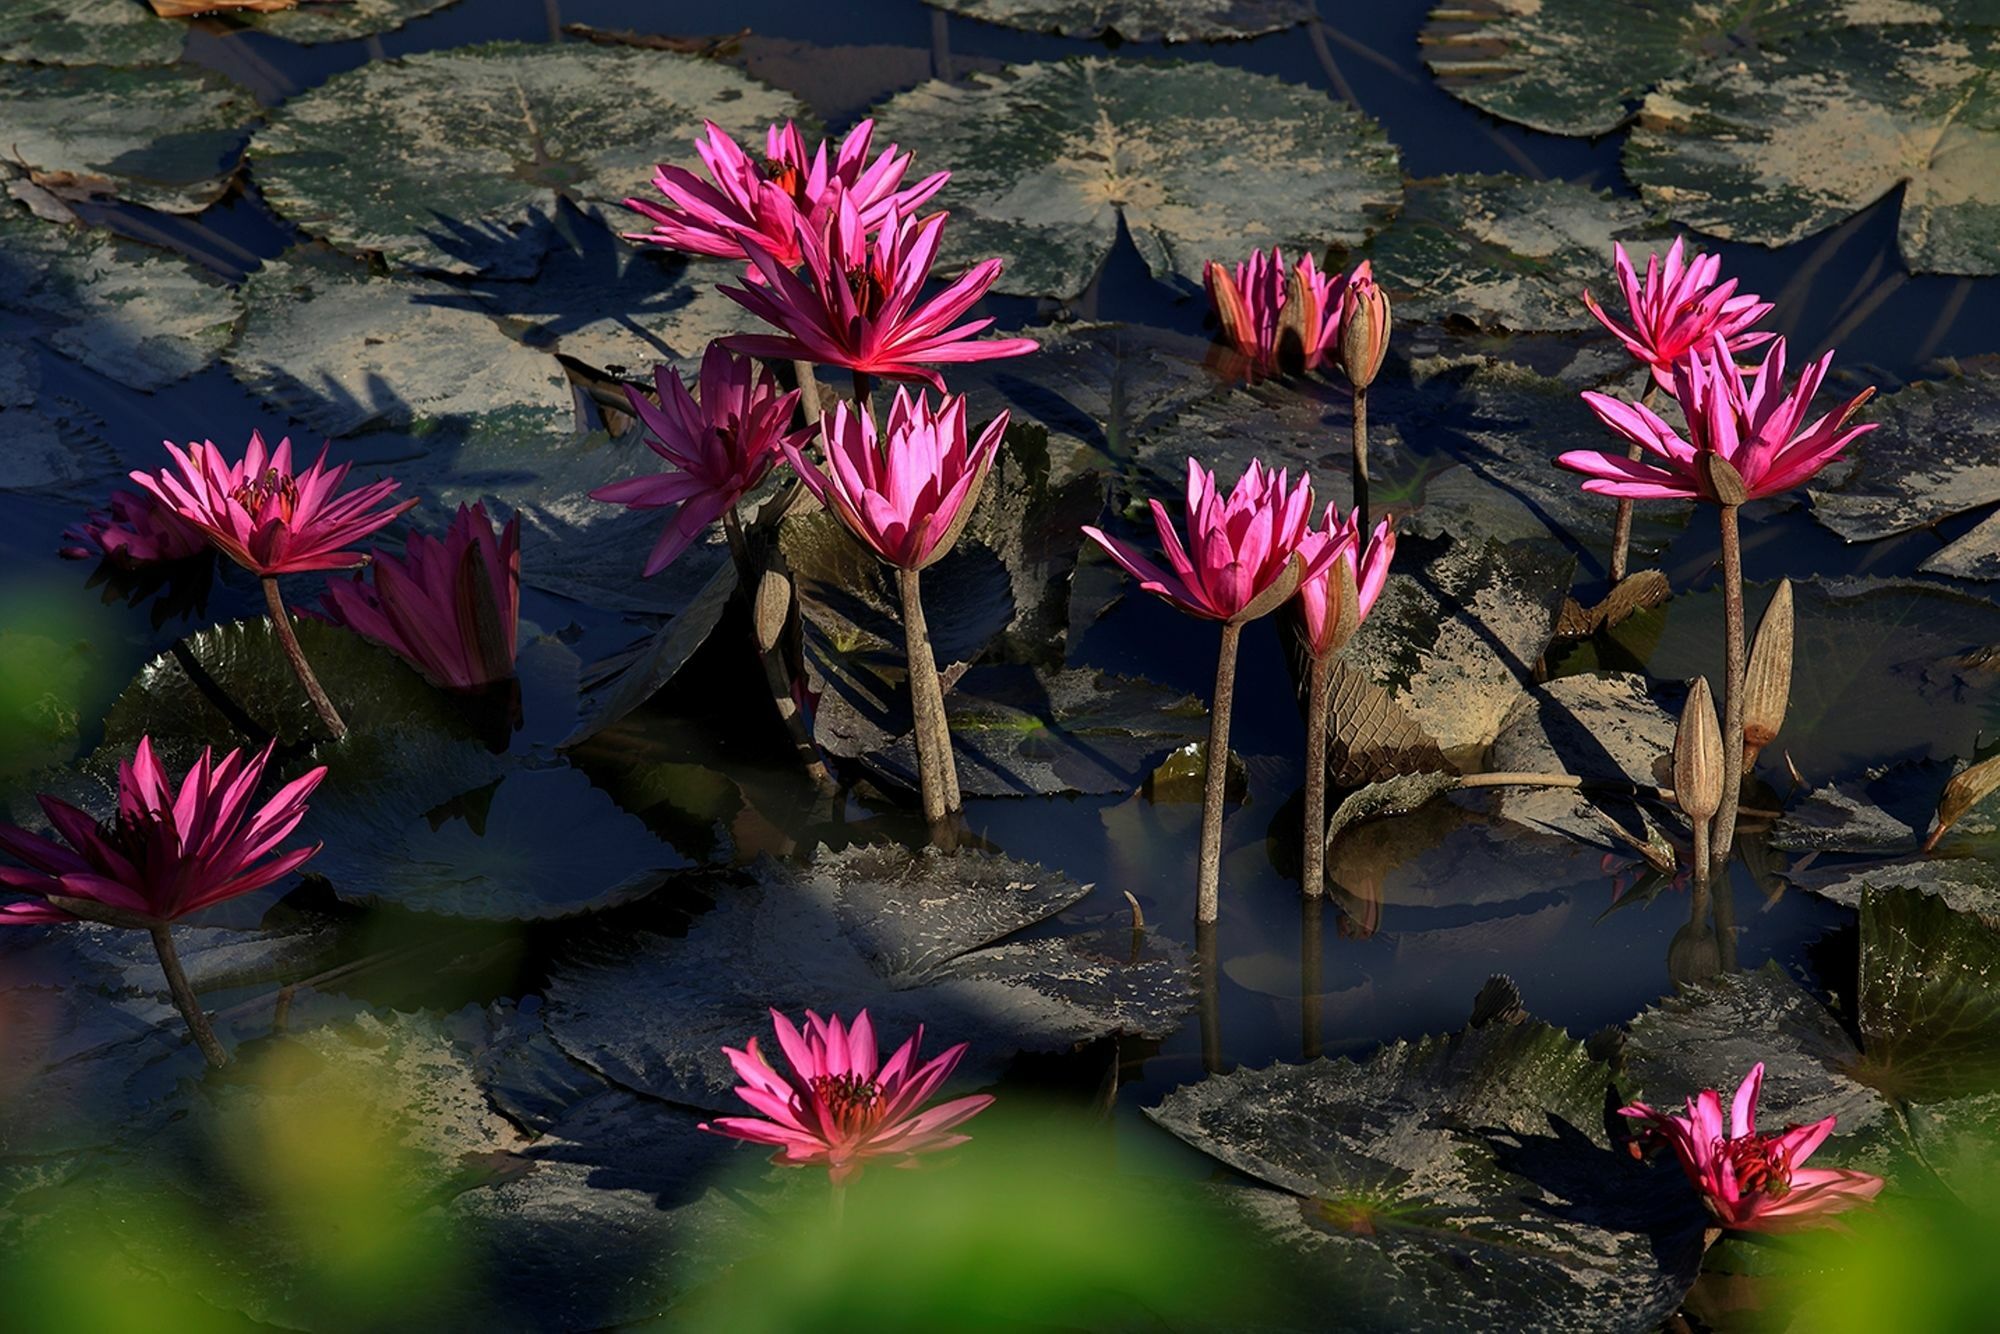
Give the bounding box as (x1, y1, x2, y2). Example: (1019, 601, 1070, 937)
(1196, 920, 1223, 1075)
(262, 576, 347, 740)
(1301, 650, 1334, 898)
(1350, 386, 1371, 536)
(851, 369, 876, 425)
(724, 511, 837, 795)
(1711, 503, 1746, 883)
(896, 565, 961, 826)
(1300, 894, 1323, 1061)
(1608, 382, 1658, 583)
(791, 359, 823, 425)
(1197, 620, 1244, 925)
(151, 923, 227, 1068)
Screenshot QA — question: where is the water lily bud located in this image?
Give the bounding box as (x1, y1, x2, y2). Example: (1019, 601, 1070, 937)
(753, 564, 793, 655)
(1674, 676, 1724, 823)
(1696, 451, 1751, 506)
(1278, 263, 1325, 373)
(1203, 260, 1252, 355)
(1336, 263, 1390, 390)
(1742, 579, 1794, 767)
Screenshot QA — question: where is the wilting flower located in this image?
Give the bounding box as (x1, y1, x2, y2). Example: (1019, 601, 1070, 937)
(1334, 262, 1391, 391)
(782, 389, 1006, 571)
(1295, 505, 1395, 657)
(720, 195, 1038, 388)
(131, 432, 415, 575)
(702, 1008, 994, 1185)
(590, 347, 814, 575)
(1561, 335, 1875, 504)
(1203, 247, 1348, 378)
(0, 737, 325, 925)
(320, 503, 520, 690)
(624, 118, 947, 271)
(1621, 1062, 1883, 1232)
(60, 488, 207, 568)
(1584, 238, 1774, 390)
(1084, 458, 1334, 624)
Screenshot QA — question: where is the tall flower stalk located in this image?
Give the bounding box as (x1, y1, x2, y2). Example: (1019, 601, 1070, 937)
(783, 391, 1007, 826)
(1332, 267, 1390, 535)
(1295, 507, 1395, 895)
(133, 435, 415, 741)
(1085, 460, 1334, 923)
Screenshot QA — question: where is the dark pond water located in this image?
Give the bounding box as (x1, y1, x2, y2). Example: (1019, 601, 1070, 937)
(4, 0, 1998, 1325)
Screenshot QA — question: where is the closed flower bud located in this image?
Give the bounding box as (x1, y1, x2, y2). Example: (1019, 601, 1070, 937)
(1674, 676, 1724, 823)
(1742, 579, 1794, 766)
(1336, 263, 1390, 390)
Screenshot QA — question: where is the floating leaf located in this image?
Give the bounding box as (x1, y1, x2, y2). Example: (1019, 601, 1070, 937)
(1771, 763, 1936, 855)
(870, 58, 1401, 298)
(1487, 672, 1676, 854)
(1148, 1018, 1705, 1332)
(0, 63, 252, 213)
(923, 0, 1312, 41)
(1798, 854, 2000, 917)
(0, 401, 114, 498)
(545, 844, 1192, 1109)
(1365, 175, 1672, 332)
(301, 730, 688, 921)
(565, 561, 738, 747)
(0, 202, 239, 392)
(1859, 885, 2000, 1100)
(1324, 770, 1459, 850)
(1809, 367, 2000, 577)
(1323, 654, 1450, 788)
(1626, 25, 2000, 276)
(229, 0, 460, 43)
(250, 42, 803, 276)
(0, 0, 182, 68)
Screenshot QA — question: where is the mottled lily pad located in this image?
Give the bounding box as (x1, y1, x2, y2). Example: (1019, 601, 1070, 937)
(0, 0, 182, 67)
(1486, 672, 1677, 855)
(1148, 1015, 1706, 1332)
(924, 0, 1312, 42)
(545, 844, 1193, 1110)
(1626, 25, 2000, 275)
(0, 202, 239, 392)
(1809, 367, 2000, 578)
(0, 63, 253, 213)
(249, 42, 803, 276)
(232, 0, 460, 43)
(1366, 175, 1673, 333)
(302, 732, 687, 920)
(870, 58, 1401, 298)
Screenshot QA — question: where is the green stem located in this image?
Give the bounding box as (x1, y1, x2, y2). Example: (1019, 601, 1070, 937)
(1197, 621, 1244, 925)
(262, 576, 346, 740)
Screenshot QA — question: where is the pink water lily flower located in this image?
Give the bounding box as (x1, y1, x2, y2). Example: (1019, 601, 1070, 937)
(1621, 1062, 1884, 1232)
(1584, 238, 1774, 390)
(1296, 505, 1395, 657)
(781, 388, 1006, 570)
(1084, 458, 1334, 624)
(320, 502, 520, 691)
(591, 346, 814, 575)
(1203, 247, 1350, 379)
(720, 193, 1038, 389)
(131, 432, 415, 576)
(1562, 334, 1875, 504)
(624, 118, 947, 271)
(702, 1008, 994, 1185)
(60, 488, 207, 567)
(0, 737, 325, 926)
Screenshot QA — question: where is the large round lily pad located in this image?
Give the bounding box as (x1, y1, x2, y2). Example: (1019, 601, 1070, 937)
(545, 844, 1193, 1110)
(0, 202, 239, 392)
(0, 0, 182, 67)
(231, 0, 459, 43)
(0, 63, 253, 213)
(249, 42, 803, 276)
(869, 58, 1401, 298)
(1626, 24, 2000, 275)
(924, 0, 1312, 41)
(1149, 1015, 1706, 1331)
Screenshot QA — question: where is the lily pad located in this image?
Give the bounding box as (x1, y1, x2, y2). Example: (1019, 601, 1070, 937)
(1148, 1015, 1706, 1332)
(1486, 672, 1677, 854)
(0, 0, 182, 68)
(226, 250, 572, 440)
(0, 63, 253, 213)
(544, 844, 1193, 1110)
(1365, 175, 1673, 333)
(1626, 25, 2000, 275)
(232, 0, 460, 43)
(817, 662, 1210, 799)
(924, 0, 1313, 42)
(1797, 854, 2000, 917)
(301, 731, 689, 920)
(0, 202, 239, 392)
(870, 58, 1401, 298)
(1808, 366, 2000, 577)
(564, 561, 738, 747)
(0, 401, 116, 498)
(249, 42, 803, 276)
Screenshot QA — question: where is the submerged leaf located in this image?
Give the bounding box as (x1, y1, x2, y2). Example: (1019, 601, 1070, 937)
(544, 844, 1192, 1109)
(870, 58, 1401, 298)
